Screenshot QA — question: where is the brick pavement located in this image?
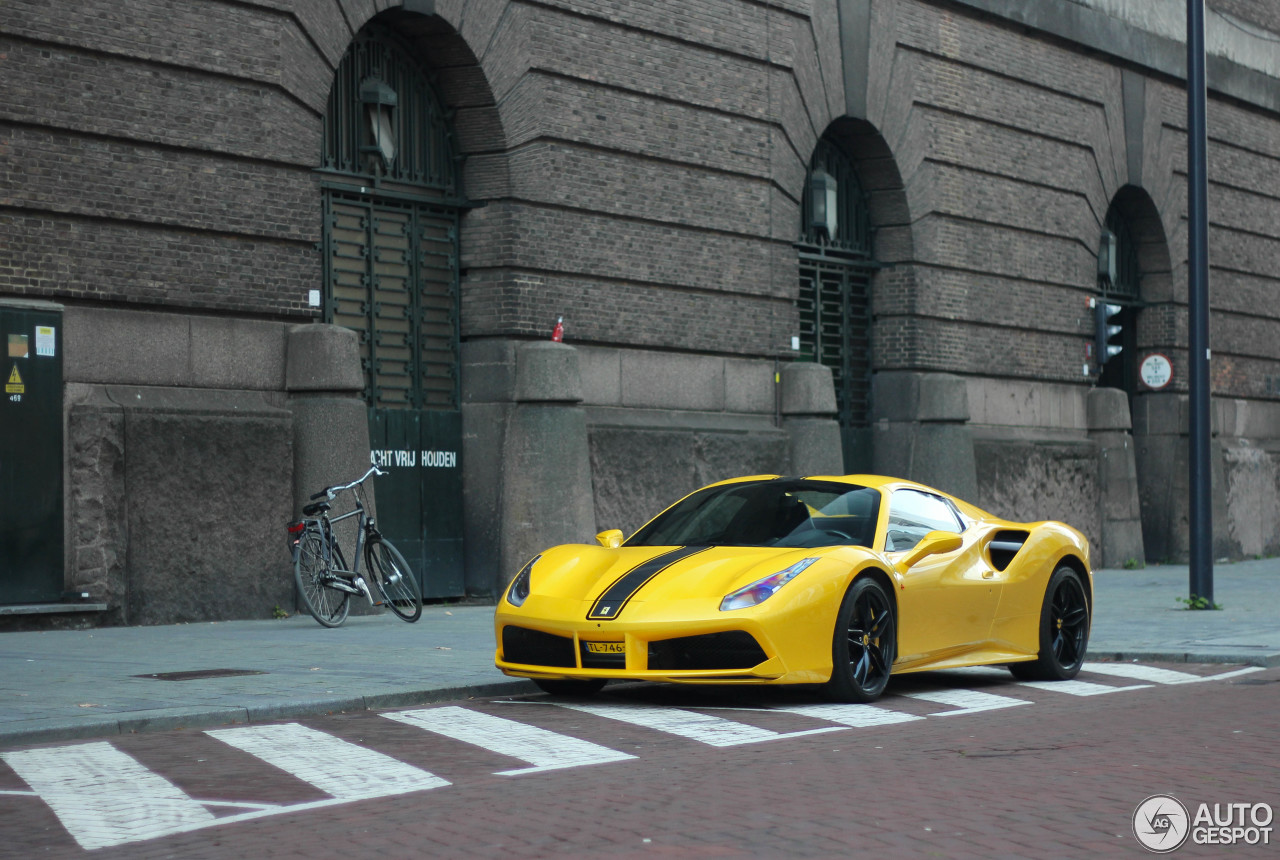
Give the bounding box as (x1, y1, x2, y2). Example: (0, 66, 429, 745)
(1, 662, 1276, 859)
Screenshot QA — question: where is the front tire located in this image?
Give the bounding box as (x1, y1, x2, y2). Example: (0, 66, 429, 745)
(1009, 566, 1089, 681)
(533, 679, 608, 696)
(294, 529, 350, 628)
(367, 539, 423, 622)
(823, 576, 896, 703)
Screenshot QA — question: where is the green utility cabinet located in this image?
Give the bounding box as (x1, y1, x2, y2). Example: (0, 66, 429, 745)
(0, 304, 63, 604)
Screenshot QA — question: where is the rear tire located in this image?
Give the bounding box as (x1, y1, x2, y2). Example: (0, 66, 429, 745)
(823, 576, 896, 703)
(367, 538, 422, 622)
(533, 679, 608, 696)
(294, 529, 350, 628)
(1008, 566, 1089, 681)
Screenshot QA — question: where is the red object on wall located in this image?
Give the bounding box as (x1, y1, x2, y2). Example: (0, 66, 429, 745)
(551, 316, 564, 342)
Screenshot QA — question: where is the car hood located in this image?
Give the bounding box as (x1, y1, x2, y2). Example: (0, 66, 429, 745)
(524, 543, 851, 613)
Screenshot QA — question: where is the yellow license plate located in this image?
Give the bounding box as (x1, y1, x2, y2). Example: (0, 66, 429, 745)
(584, 642, 625, 654)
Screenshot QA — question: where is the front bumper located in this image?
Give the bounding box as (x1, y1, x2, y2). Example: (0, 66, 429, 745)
(493, 599, 830, 685)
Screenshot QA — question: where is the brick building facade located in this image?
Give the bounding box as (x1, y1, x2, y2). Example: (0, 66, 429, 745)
(1, 0, 1277, 625)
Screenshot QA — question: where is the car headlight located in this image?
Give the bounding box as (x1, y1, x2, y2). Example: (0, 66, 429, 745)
(505, 555, 540, 607)
(720, 557, 818, 611)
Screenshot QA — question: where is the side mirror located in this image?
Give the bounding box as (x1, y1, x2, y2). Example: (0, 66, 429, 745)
(895, 530, 963, 573)
(596, 529, 624, 549)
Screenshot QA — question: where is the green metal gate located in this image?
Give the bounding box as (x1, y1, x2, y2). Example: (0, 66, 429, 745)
(797, 257, 875, 472)
(324, 192, 464, 598)
(0, 304, 63, 603)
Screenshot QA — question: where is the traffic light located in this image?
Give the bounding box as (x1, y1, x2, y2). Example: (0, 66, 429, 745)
(1093, 297, 1123, 372)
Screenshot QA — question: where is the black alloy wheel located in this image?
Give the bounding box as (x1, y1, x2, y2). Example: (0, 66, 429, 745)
(824, 576, 896, 702)
(1009, 566, 1090, 681)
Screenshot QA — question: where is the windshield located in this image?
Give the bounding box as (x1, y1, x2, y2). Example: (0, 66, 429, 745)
(627, 479, 881, 549)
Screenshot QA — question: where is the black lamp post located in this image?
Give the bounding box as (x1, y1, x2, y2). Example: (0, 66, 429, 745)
(1186, 0, 1213, 605)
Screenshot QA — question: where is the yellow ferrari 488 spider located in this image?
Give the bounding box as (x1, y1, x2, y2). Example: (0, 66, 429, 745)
(494, 474, 1092, 702)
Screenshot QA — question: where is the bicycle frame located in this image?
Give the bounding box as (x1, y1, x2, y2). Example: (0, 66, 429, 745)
(288, 466, 384, 602)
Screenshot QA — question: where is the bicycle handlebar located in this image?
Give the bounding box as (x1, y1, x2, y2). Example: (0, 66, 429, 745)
(309, 465, 387, 501)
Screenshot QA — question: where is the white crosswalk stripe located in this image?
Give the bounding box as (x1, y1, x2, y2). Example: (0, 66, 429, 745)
(382, 706, 636, 775)
(906, 688, 1032, 716)
(1083, 662, 1264, 685)
(1017, 679, 1152, 696)
(765, 702, 924, 727)
(0, 742, 216, 850)
(550, 702, 848, 746)
(206, 723, 449, 800)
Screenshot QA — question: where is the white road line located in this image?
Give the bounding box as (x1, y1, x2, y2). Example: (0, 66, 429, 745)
(906, 689, 1033, 716)
(1017, 680, 1153, 696)
(0, 741, 216, 851)
(552, 703, 847, 747)
(198, 799, 280, 810)
(767, 703, 924, 727)
(206, 723, 449, 801)
(383, 706, 636, 776)
(1084, 663, 1265, 685)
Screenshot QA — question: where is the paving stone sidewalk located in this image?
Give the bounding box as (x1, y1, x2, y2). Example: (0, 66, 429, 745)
(1, 559, 1276, 747)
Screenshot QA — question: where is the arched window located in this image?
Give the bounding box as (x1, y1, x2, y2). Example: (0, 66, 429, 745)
(797, 137, 874, 471)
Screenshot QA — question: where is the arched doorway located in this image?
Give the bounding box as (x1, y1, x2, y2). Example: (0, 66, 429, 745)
(1096, 185, 1176, 562)
(320, 24, 465, 597)
(796, 135, 876, 472)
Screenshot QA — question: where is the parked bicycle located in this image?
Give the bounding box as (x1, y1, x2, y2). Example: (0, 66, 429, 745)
(287, 465, 422, 627)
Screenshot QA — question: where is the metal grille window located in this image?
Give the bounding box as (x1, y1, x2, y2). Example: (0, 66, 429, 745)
(321, 29, 458, 192)
(324, 192, 459, 410)
(797, 137, 876, 470)
(1103, 208, 1140, 299)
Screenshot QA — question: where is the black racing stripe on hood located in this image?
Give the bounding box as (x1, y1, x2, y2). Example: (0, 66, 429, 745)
(586, 545, 711, 620)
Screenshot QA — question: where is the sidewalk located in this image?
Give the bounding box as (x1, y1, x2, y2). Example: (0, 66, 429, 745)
(1, 559, 1277, 747)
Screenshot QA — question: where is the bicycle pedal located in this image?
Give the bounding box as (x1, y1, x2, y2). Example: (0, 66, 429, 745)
(353, 576, 375, 603)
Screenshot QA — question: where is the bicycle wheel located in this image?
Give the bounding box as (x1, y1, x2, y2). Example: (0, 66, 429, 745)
(366, 538, 422, 622)
(294, 527, 350, 628)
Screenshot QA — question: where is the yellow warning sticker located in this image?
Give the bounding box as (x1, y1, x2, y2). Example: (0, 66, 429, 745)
(6, 365, 23, 394)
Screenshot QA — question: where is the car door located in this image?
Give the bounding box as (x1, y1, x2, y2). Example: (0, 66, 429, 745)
(887, 489, 1002, 662)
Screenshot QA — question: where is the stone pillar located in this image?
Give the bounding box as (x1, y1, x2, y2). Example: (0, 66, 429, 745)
(460, 339, 517, 598)
(286, 324, 371, 520)
(870, 371, 977, 499)
(1134, 392, 1234, 563)
(1087, 387, 1144, 567)
(779, 362, 844, 475)
(499, 342, 596, 582)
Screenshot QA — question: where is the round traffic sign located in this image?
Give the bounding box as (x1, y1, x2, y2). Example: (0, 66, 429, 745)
(1139, 353, 1173, 390)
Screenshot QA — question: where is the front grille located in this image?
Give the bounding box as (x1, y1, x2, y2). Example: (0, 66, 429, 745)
(647, 631, 767, 671)
(502, 626, 577, 668)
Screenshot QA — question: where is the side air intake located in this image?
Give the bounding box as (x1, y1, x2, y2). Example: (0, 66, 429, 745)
(988, 530, 1030, 572)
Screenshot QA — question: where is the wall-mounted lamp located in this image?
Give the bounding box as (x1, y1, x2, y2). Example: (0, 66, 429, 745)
(809, 168, 839, 238)
(359, 77, 398, 170)
(1097, 228, 1117, 288)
